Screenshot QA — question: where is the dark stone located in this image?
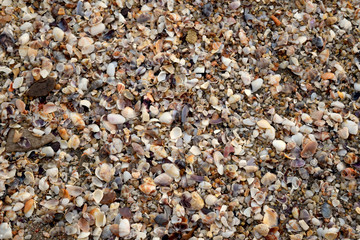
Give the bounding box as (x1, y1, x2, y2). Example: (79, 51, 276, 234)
(137, 13, 151, 23)
(202, 3, 213, 17)
(6, 129, 56, 152)
(49, 142, 61, 152)
(312, 37, 323, 48)
(26, 78, 56, 98)
(54, 213, 64, 221)
(119, 207, 132, 219)
(155, 214, 168, 226)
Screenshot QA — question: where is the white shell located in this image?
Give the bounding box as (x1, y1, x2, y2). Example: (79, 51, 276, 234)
(251, 78, 263, 93)
(93, 189, 104, 204)
(257, 119, 272, 129)
(53, 27, 64, 41)
(66, 185, 84, 197)
(90, 23, 106, 35)
(170, 127, 182, 140)
(154, 173, 173, 186)
(159, 112, 173, 124)
(95, 163, 114, 182)
(162, 163, 180, 179)
(107, 114, 126, 124)
(121, 107, 137, 119)
(272, 140, 286, 152)
(119, 219, 131, 237)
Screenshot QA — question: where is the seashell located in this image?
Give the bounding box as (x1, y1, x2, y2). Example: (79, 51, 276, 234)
(341, 168, 357, 180)
(119, 219, 130, 237)
(319, 49, 330, 63)
(42, 199, 59, 210)
(139, 181, 156, 195)
(344, 152, 358, 165)
(100, 188, 116, 205)
(228, 94, 241, 104)
(66, 185, 83, 197)
(162, 163, 180, 179)
(12, 129, 22, 143)
(205, 195, 218, 206)
(154, 173, 173, 186)
(190, 191, 204, 210)
(257, 119, 272, 129)
(301, 113, 313, 124)
(263, 206, 278, 227)
(107, 114, 125, 125)
(13, 202, 24, 212)
(32, 68, 41, 81)
(150, 145, 168, 159)
(24, 199, 35, 217)
(251, 78, 263, 93)
(321, 72, 335, 80)
(58, 127, 69, 140)
(253, 223, 269, 237)
(338, 127, 349, 139)
(121, 107, 136, 119)
(70, 112, 85, 129)
(329, 113, 342, 123)
(93, 189, 103, 204)
(170, 127, 182, 140)
(159, 112, 173, 124)
(53, 27, 64, 41)
(13, 77, 24, 89)
(300, 140, 318, 158)
(95, 163, 114, 182)
(68, 135, 80, 149)
(43, 103, 57, 114)
(95, 211, 106, 227)
(0, 223, 12, 239)
(39, 177, 49, 191)
(261, 172, 277, 186)
(90, 23, 106, 36)
(110, 224, 120, 237)
(107, 62, 116, 77)
(24, 171, 34, 185)
(272, 140, 286, 152)
(229, 1, 241, 9)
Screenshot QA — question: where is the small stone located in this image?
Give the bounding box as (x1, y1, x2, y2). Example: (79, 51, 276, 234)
(326, 16, 337, 25)
(229, 1, 241, 9)
(6, 129, 55, 152)
(27, 78, 56, 97)
(202, 3, 213, 17)
(272, 140, 286, 152)
(154, 214, 168, 226)
(321, 203, 332, 218)
(228, 94, 241, 104)
(251, 78, 263, 93)
(186, 30, 197, 44)
(90, 23, 106, 36)
(53, 27, 64, 41)
(257, 119, 272, 129)
(343, 120, 358, 135)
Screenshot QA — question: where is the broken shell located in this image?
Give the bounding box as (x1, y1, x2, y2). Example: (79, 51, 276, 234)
(139, 177, 157, 195)
(162, 163, 180, 179)
(93, 189, 104, 204)
(121, 107, 136, 119)
(263, 206, 278, 227)
(170, 127, 182, 140)
(32, 68, 41, 81)
(66, 185, 84, 197)
(107, 114, 125, 124)
(68, 135, 80, 149)
(253, 223, 269, 237)
(261, 172, 277, 186)
(119, 219, 130, 237)
(95, 163, 114, 182)
(300, 140, 318, 158)
(24, 199, 35, 217)
(154, 173, 173, 186)
(190, 191, 204, 210)
(257, 119, 272, 129)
